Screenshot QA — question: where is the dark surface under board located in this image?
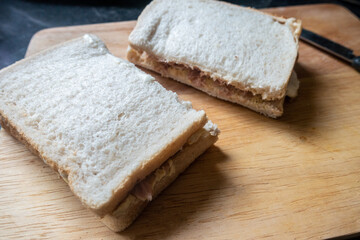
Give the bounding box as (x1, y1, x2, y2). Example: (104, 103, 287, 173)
(0, 0, 360, 70)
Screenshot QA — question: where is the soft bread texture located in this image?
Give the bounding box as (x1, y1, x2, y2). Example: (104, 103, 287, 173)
(101, 121, 219, 232)
(128, 0, 301, 101)
(0, 34, 208, 216)
(128, 47, 290, 118)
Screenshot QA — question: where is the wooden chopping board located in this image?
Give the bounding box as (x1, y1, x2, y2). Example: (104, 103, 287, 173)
(1, 3, 360, 239)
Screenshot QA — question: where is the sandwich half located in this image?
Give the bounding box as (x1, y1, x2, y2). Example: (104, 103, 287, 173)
(127, 0, 302, 118)
(0, 34, 219, 231)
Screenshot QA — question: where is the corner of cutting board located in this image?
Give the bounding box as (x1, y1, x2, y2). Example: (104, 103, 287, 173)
(25, 21, 137, 57)
(26, 28, 51, 57)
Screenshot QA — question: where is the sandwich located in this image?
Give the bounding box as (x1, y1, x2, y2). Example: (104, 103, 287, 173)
(0, 34, 219, 232)
(127, 0, 302, 118)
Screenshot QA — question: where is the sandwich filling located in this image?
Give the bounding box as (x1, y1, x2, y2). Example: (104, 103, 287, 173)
(111, 121, 218, 209)
(128, 47, 299, 118)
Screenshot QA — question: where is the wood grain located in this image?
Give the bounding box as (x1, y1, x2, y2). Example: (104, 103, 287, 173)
(1, 4, 360, 240)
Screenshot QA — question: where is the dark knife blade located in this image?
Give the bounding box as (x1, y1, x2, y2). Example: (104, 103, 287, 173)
(300, 28, 360, 71)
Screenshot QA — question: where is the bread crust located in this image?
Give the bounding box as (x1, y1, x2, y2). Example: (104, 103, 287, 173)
(0, 110, 68, 180)
(127, 47, 284, 118)
(129, 0, 302, 101)
(98, 112, 207, 216)
(100, 131, 218, 232)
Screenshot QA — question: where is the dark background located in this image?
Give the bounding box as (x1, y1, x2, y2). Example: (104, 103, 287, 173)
(0, 0, 360, 70)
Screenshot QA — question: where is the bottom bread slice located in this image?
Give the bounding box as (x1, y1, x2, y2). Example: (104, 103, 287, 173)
(1, 100, 219, 232)
(1, 109, 218, 232)
(127, 47, 287, 118)
(100, 126, 218, 232)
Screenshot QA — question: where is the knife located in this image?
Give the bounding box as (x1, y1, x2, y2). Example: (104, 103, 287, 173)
(300, 28, 360, 72)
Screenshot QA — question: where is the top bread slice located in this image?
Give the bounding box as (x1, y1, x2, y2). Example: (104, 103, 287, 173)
(0, 34, 206, 216)
(128, 0, 301, 101)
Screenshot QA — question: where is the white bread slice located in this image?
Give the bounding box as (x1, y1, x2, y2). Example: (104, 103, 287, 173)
(0, 34, 208, 216)
(101, 121, 219, 232)
(128, 0, 301, 116)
